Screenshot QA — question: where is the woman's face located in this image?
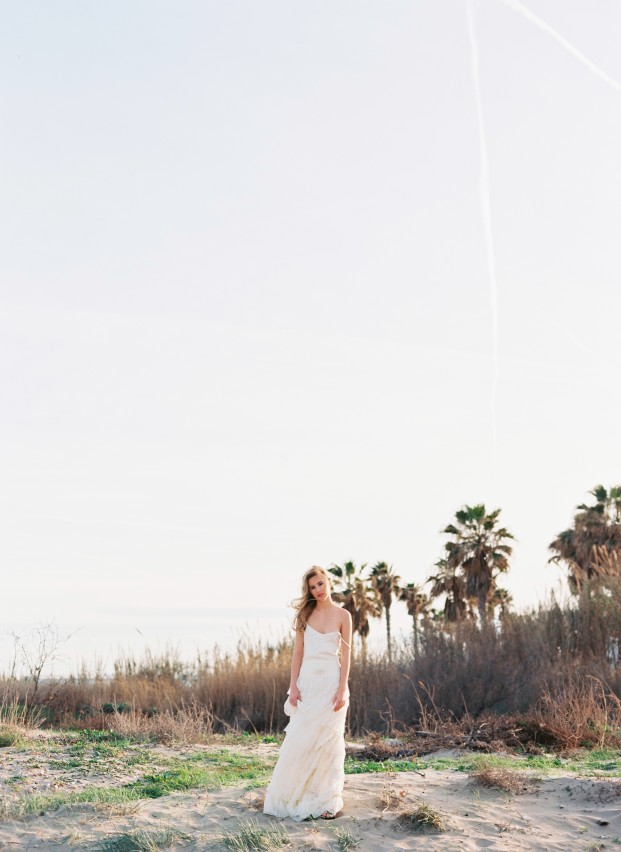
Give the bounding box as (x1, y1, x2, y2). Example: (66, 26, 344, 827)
(308, 572, 330, 602)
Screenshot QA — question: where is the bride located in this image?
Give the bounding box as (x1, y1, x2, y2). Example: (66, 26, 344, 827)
(263, 565, 352, 821)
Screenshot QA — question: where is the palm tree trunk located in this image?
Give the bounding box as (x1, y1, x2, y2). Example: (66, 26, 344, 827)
(478, 572, 492, 627)
(413, 618, 419, 658)
(386, 605, 392, 662)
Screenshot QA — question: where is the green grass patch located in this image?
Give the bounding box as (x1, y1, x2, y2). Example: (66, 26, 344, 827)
(63, 730, 142, 756)
(563, 749, 621, 775)
(223, 732, 284, 746)
(128, 764, 211, 798)
(1, 748, 276, 820)
(344, 757, 425, 774)
(75, 729, 136, 746)
(346, 749, 621, 777)
(217, 817, 291, 850)
(129, 750, 275, 797)
(1, 785, 142, 819)
(41, 729, 159, 771)
(95, 826, 190, 851)
(47, 745, 155, 771)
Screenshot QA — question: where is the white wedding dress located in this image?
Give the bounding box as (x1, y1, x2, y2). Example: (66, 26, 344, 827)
(263, 623, 349, 821)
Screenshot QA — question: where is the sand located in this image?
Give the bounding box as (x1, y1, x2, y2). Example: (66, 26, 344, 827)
(1, 738, 620, 850)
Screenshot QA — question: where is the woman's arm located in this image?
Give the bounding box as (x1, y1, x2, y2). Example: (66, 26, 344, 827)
(333, 610, 352, 711)
(288, 628, 304, 706)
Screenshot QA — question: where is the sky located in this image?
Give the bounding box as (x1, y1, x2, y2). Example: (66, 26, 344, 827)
(2, 0, 621, 675)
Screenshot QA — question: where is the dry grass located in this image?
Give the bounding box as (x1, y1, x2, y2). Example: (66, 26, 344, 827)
(535, 674, 621, 751)
(0, 695, 44, 748)
(395, 801, 446, 832)
(0, 726, 25, 748)
(469, 760, 540, 793)
(105, 697, 215, 744)
(354, 731, 421, 760)
(0, 695, 44, 729)
(354, 711, 558, 758)
(2, 590, 621, 744)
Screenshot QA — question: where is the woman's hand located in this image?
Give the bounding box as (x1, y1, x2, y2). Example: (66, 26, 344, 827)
(332, 688, 347, 712)
(289, 685, 302, 707)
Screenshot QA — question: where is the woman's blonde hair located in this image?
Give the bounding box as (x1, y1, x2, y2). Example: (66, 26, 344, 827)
(292, 565, 331, 632)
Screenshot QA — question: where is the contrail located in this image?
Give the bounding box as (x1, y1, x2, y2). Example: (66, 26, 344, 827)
(466, 0, 500, 486)
(500, 0, 621, 95)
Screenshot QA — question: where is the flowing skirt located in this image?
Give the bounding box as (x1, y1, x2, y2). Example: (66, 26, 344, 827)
(263, 662, 348, 821)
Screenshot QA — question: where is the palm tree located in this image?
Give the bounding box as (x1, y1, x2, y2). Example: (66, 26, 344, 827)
(591, 545, 621, 577)
(329, 561, 380, 662)
(328, 560, 359, 590)
(487, 586, 513, 621)
(352, 575, 381, 663)
(398, 582, 430, 657)
(427, 558, 468, 623)
(549, 485, 621, 594)
(369, 561, 400, 662)
(442, 505, 514, 626)
(328, 561, 359, 627)
(328, 560, 359, 630)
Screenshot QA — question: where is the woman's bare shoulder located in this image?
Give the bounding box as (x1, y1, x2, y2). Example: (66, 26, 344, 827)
(338, 607, 352, 628)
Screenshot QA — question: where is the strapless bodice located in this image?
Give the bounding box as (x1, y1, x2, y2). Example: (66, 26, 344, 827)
(300, 623, 342, 674)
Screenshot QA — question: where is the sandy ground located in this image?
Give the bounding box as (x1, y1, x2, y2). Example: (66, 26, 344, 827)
(1, 740, 620, 850)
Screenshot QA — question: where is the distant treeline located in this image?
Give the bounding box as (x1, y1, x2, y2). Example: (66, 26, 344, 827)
(2, 585, 621, 744)
(327, 483, 621, 664)
(2, 484, 621, 741)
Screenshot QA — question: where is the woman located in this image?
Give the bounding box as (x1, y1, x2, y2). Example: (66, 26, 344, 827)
(263, 565, 352, 821)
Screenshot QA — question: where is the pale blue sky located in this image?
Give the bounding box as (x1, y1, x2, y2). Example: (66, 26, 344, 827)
(2, 0, 621, 673)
